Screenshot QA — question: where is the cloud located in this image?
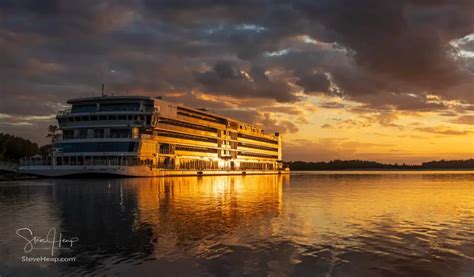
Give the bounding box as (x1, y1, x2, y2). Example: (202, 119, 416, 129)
(3, 0, 474, 113)
(295, 72, 331, 94)
(194, 61, 297, 102)
(283, 138, 395, 162)
(2, 0, 474, 155)
(450, 115, 474, 125)
(318, 101, 345, 109)
(415, 126, 471, 136)
(259, 105, 302, 116)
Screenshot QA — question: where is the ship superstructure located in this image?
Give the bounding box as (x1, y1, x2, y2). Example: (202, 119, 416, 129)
(20, 96, 288, 177)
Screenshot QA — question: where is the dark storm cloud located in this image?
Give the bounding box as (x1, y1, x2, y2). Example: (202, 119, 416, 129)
(301, 0, 473, 85)
(2, 0, 474, 143)
(195, 61, 296, 102)
(295, 72, 331, 94)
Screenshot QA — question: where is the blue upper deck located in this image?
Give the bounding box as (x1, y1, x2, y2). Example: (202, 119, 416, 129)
(67, 96, 155, 114)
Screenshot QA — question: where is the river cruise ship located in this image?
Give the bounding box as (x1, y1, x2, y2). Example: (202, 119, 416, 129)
(19, 96, 289, 177)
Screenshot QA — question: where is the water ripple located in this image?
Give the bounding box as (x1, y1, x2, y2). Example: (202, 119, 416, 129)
(0, 173, 473, 276)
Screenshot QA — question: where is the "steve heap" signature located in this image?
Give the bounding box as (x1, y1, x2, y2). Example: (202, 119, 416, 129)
(16, 227, 79, 256)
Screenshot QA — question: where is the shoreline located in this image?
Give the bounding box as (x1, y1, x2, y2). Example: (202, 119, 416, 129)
(2, 168, 474, 181)
(0, 170, 37, 181)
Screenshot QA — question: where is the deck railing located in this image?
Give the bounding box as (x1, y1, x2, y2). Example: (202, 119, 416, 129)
(20, 159, 51, 166)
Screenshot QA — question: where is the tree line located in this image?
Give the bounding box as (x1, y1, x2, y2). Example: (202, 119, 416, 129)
(0, 133, 49, 162)
(286, 159, 474, 170)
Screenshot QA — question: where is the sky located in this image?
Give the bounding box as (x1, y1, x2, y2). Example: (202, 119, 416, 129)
(0, 0, 473, 163)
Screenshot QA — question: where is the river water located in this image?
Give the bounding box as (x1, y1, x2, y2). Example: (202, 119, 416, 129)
(0, 171, 473, 276)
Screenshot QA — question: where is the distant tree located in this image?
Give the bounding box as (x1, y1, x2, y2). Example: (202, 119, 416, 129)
(286, 159, 474, 170)
(39, 144, 52, 156)
(0, 133, 41, 162)
(421, 159, 474, 169)
(46, 125, 59, 144)
(3, 139, 22, 161)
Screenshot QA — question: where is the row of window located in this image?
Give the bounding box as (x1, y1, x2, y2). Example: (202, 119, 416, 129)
(71, 105, 97, 113)
(238, 151, 278, 159)
(237, 133, 278, 145)
(157, 130, 218, 144)
(54, 142, 138, 153)
(179, 159, 219, 170)
(54, 155, 151, 166)
(177, 107, 227, 125)
(45, 156, 278, 169)
(175, 145, 218, 153)
(159, 118, 218, 133)
(238, 142, 278, 152)
(62, 128, 131, 139)
(71, 103, 153, 113)
(58, 114, 152, 125)
(100, 103, 141, 112)
(240, 162, 274, 170)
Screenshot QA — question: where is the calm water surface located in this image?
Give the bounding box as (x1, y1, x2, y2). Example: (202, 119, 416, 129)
(0, 172, 473, 276)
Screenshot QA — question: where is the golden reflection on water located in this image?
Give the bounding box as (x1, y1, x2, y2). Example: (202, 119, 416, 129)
(128, 175, 289, 257)
(124, 173, 474, 263)
(275, 174, 474, 245)
(1, 172, 473, 276)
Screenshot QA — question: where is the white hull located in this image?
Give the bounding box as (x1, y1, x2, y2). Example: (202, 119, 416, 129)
(18, 165, 289, 177)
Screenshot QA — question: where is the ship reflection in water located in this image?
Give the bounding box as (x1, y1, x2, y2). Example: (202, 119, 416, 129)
(0, 172, 473, 276)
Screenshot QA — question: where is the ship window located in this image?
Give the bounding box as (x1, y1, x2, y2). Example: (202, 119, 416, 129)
(62, 130, 74, 139)
(127, 115, 133, 120)
(100, 103, 140, 112)
(94, 129, 104, 138)
(144, 104, 153, 112)
(108, 115, 117, 120)
(81, 116, 89, 121)
(110, 128, 130, 138)
(74, 117, 81, 121)
(118, 115, 127, 120)
(238, 151, 278, 159)
(71, 104, 96, 113)
(99, 115, 107, 120)
(90, 116, 98, 120)
(79, 129, 87, 138)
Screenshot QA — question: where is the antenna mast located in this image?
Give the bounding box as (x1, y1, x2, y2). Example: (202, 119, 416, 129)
(101, 83, 105, 97)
